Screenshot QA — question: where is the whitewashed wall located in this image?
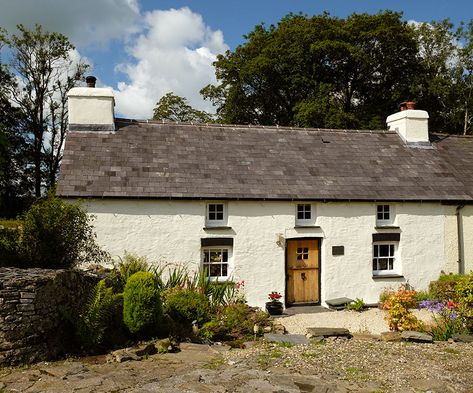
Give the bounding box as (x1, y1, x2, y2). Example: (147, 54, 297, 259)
(82, 199, 454, 308)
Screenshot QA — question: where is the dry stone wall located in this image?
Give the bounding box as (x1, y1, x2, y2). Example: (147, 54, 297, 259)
(0, 267, 99, 366)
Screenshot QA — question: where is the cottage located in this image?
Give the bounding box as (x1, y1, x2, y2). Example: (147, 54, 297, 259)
(57, 80, 473, 308)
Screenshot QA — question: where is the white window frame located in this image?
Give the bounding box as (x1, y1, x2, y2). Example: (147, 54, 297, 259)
(372, 242, 398, 276)
(376, 204, 394, 226)
(295, 203, 316, 226)
(206, 202, 227, 227)
(202, 246, 232, 281)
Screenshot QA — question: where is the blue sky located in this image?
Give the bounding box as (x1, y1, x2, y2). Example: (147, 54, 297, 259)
(0, 0, 472, 118)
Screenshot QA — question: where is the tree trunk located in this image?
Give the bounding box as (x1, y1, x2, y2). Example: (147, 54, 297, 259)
(464, 104, 469, 136)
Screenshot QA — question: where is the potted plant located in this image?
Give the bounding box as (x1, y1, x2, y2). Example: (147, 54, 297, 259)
(265, 291, 284, 315)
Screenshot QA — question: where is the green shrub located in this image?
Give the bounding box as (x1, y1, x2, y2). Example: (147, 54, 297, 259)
(20, 193, 109, 269)
(123, 271, 163, 337)
(429, 274, 466, 302)
(415, 290, 432, 302)
(109, 252, 150, 292)
(200, 303, 272, 341)
(455, 273, 473, 331)
(163, 288, 211, 325)
(68, 279, 123, 350)
(0, 228, 23, 267)
(346, 298, 366, 312)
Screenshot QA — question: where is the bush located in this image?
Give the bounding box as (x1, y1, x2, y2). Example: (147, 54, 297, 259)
(346, 298, 366, 312)
(19, 193, 109, 269)
(65, 279, 124, 350)
(163, 288, 211, 326)
(455, 273, 473, 331)
(0, 228, 23, 267)
(383, 284, 423, 331)
(123, 271, 163, 337)
(429, 274, 466, 302)
(200, 303, 272, 341)
(108, 252, 150, 292)
(419, 300, 466, 340)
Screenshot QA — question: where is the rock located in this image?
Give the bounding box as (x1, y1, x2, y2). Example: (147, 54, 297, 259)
(263, 326, 272, 333)
(401, 331, 433, 343)
(109, 349, 142, 363)
(380, 331, 402, 342)
(310, 336, 325, 344)
(134, 343, 156, 357)
(264, 333, 309, 345)
(306, 327, 351, 338)
(272, 322, 286, 334)
(452, 333, 473, 343)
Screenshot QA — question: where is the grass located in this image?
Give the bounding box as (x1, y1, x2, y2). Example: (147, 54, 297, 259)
(204, 356, 225, 370)
(344, 367, 370, 381)
(274, 341, 294, 348)
(269, 349, 283, 358)
(302, 350, 319, 358)
(443, 348, 460, 355)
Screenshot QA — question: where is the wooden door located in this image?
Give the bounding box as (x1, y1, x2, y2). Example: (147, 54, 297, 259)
(286, 239, 320, 304)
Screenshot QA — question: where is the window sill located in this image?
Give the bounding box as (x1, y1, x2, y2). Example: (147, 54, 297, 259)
(375, 226, 400, 230)
(294, 225, 321, 229)
(372, 274, 404, 279)
(203, 226, 232, 230)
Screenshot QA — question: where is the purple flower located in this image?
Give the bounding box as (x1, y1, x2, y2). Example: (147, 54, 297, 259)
(418, 300, 445, 313)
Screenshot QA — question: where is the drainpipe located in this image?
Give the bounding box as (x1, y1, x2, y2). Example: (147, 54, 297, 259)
(456, 205, 465, 274)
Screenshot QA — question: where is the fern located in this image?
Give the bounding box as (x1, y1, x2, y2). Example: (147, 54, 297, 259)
(75, 279, 122, 349)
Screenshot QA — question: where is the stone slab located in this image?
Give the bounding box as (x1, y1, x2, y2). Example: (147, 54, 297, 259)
(264, 333, 309, 345)
(306, 327, 351, 338)
(401, 330, 433, 343)
(380, 331, 402, 342)
(325, 297, 354, 310)
(452, 333, 473, 343)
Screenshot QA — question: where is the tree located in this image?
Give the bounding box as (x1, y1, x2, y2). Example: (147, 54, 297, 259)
(0, 29, 33, 216)
(153, 92, 213, 123)
(2, 24, 88, 196)
(202, 11, 419, 129)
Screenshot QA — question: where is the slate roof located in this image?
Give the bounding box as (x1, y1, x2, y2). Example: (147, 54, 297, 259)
(56, 119, 473, 202)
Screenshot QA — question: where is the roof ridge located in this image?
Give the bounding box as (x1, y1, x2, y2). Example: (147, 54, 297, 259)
(114, 118, 392, 134)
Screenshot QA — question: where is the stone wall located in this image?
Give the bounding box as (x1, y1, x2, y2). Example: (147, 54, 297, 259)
(0, 267, 100, 366)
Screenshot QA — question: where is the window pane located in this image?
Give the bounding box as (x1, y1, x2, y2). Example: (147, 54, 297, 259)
(216, 204, 223, 212)
(209, 204, 216, 212)
(378, 258, 388, 270)
(373, 259, 377, 270)
(216, 212, 223, 220)
(209, 212, 215, 220)
(203, 251, 210, 263)
(221, 264, 228, 276)
(222, 250, 228, 262)
(388, 258, 394, 270)
(209, 264, 221, 277)
(304, 211, 311, 219)
(389, 245, 394, 255)
(210, 251, 222, 262)
(297, 211, 304, 220)
(379, 245, 390, 256)
(373, 245, 379, 256)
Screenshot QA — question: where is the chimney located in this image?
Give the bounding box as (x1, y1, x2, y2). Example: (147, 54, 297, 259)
(386, 102, 430, 145)
(67, 76, 115, 131)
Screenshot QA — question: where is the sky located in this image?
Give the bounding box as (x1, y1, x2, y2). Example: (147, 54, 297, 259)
(0, 0, 472, 119)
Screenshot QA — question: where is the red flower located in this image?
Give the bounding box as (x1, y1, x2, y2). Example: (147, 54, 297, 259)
(268, 291, 282, 301)
(447, 300, 458, 310)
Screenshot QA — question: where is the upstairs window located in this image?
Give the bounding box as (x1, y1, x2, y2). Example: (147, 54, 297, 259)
(296, 203, 315, 226)
(376, 204, 393, 226)
(206, 203, 226, 226)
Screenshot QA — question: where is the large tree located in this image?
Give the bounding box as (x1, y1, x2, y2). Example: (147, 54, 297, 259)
(202, 11, 419, 129)
(153, 92, 213, 123)
(1, 24, 88, 196)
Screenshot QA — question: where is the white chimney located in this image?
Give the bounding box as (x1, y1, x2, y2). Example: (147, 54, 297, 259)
(386, 102, 429, 145)
(67, 76, 115, 131)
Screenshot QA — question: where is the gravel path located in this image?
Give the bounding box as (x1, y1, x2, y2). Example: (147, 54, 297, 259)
(279, 307, 435, 335)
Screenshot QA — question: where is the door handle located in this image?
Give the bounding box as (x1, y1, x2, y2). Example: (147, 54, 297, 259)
(301, 272, 306, 281)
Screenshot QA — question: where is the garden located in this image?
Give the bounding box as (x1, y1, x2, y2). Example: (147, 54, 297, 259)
(0, 193, 273, 360)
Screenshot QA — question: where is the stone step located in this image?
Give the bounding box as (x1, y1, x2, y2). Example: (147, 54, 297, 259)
(306, 327, 351, 338)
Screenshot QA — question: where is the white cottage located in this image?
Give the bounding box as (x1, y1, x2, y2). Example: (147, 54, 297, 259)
(57, 81, 473, 309)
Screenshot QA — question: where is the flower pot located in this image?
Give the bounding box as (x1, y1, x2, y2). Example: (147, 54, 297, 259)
(265, 301, 284, 315)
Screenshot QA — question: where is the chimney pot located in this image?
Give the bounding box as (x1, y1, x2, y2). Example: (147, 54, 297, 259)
(86, 76, 97, 88)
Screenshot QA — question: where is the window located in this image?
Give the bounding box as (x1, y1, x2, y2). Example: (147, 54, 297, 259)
(202, 247, 231, 279)
(295, 203, 315, 226)
(206, 203, 226, 226)
(296, 247, 309, 260)
(373, 243, 397, 275)
(376, 204, 393, 226)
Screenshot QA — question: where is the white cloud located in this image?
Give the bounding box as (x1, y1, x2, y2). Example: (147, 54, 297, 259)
(0, 0, 140, 47)
(112, 7, 228, 119)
